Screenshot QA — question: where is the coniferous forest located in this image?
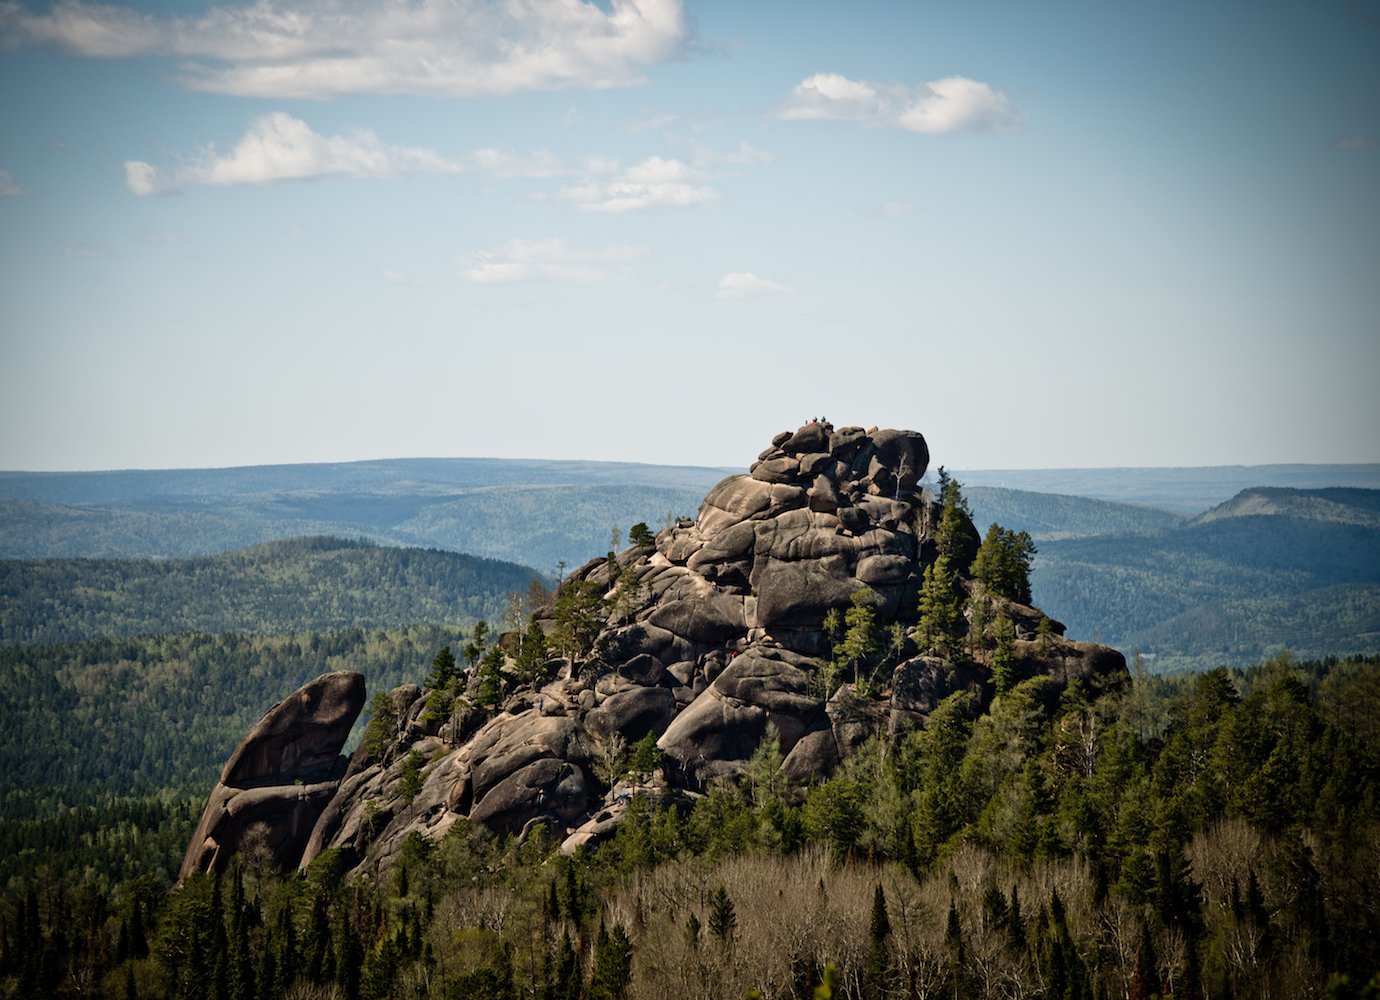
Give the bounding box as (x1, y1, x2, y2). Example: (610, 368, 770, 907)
(2, 649, 1376, 998)
(1, 465, 1378, 999)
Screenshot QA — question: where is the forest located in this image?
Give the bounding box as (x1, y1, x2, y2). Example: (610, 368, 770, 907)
(2, 652, 1376, 999)
(0, 625, 477, 813)
(0, 537, 537, 646)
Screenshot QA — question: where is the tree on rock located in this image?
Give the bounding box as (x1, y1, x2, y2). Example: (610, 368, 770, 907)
(838, 587, 882, 687)
(424, 646, 458, 691)
(970, 523, 1037, 605)
(936, 477, 977, 569)
(514, 618, 549, 685)
(917, 555, 965, 658)
(552, 579, 607, 660)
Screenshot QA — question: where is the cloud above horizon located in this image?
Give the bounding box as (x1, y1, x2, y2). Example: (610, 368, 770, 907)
(556, 155, 716, 212)
(0, 169, 21, 197)
(778, 72, 1019, 134)
(1, 0, 689, 99)
(123, 112, 466, 194)
(716, 271, 793, 299)
(461, 237, 647, 284)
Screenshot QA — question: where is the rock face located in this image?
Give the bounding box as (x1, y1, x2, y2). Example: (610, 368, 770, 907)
(187, 424, 1127, 877)
(180, 670, 365, 879)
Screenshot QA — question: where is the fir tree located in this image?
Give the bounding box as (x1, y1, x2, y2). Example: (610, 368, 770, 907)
(708, 885, 737, 948)
(424, 646, 458, 691)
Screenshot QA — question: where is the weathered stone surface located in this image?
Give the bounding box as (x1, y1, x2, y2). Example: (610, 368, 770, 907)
(647, 593, 746, 644)
(181, 671, 365, 879)
(469, 757, 589, 835)
(189, 423, 1131, 878)
(781, 423, 831, 455)
(751, 457, 801, 484)
(780, 726, 839, 782)
(585, 686, 677, 743)
(750, 555, 859, 629)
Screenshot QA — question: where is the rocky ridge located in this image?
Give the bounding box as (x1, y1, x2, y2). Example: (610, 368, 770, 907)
(183, 424, 1126, 880)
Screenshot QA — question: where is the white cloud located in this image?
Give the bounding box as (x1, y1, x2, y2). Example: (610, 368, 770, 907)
(716, 272, 793, 299)
(2, 0, 689, 99)
(557, 155, 716, 212)
(124, 112, 465, 194)
(779, 72, 1019, 134)
(1332, 133, 1377, 151)
(461, 238, 647, 284)
(0, 169, 21, 197)
(467, 148, 565, 179)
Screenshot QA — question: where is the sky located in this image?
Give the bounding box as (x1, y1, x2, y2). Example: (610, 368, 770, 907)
(1, 0, 1377, 474)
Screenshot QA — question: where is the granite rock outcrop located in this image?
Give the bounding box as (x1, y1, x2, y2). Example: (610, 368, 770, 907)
(184, 423, 1126, 878)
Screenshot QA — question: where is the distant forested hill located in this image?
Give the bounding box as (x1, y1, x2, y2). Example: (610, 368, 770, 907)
(0, 626, 466, 809)
(0, 537, 537, 646)
(965, 486, 1182, 540)
(0, 457, 721, 569)
(1033, 489, 1380, 670)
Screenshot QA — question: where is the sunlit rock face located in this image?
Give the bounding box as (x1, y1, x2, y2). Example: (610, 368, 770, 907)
(185, 423, 1126, 876)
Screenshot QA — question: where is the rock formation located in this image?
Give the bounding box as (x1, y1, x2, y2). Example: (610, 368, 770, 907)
(184, 424, 1126, 878)
(181, 669, 365, 878)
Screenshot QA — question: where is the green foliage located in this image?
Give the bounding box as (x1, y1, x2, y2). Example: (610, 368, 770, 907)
(398, 751, 425, 805)
(551, 578, 607, 660)
(0, 624, 465, 800)
(424, 646, 458, 691)
(836, 587, 881, 685)
(474, 646, 507, 708)
(971, 522, 1037, 605)
(1035, 515, 1380, 668)
(936, 477, 977, 568)
(628, 522, 655, 547)
(917, 555, 965, 658)
(7, 654, 1380, 1000)
(363, 692, 398, 761)
(0, 536, 536, 646)
(626, 732, 665, 777)
(514, 618, 549, 684)
(708, 885, 736, 947)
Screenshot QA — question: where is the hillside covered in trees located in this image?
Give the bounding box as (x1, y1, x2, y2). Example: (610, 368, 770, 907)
(0, 537, 537, 646)
(3, 654, 1375, 998)
(1032, 489, 1380, 670)
(1, 429, 1377, 999)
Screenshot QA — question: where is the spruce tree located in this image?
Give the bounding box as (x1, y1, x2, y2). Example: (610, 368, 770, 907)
(917, 555, 964, 658)
(424, 646, 458, 691)
(708, 885, 737, 948)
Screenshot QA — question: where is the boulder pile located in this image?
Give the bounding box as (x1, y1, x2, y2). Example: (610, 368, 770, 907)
(183, 424, 1125, 878)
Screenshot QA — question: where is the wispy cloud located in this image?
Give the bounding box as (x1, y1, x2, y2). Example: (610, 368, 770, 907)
(461, 238, 647, 284)
(59, 238, 109, 257)
(778, 72, 1020, 134)
(716, 272, 793, 299)
(556, 156, 717, 212)
(1, 0, 689, 99)
(124, 112, 465, 194)
(1332, 133, 1377, 151)
(0, 169, 20, 197)
(467, 147, 566, 179)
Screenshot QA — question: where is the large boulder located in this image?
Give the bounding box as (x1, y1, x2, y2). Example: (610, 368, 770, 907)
(180, 671, 365, 879)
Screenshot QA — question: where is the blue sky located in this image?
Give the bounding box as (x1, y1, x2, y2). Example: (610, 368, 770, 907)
(1, 0, 1377, 473)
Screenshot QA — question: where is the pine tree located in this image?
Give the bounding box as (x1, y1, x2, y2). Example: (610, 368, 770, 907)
(917, 555, 964, 658)
(838, 587, 881, 686)
(589, 922, 633, 1000)
(475, 646, 507, 708)
(424, 646, 458, 690)
(708, 885, 737, 948)
(970, 522, 1036, 605)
